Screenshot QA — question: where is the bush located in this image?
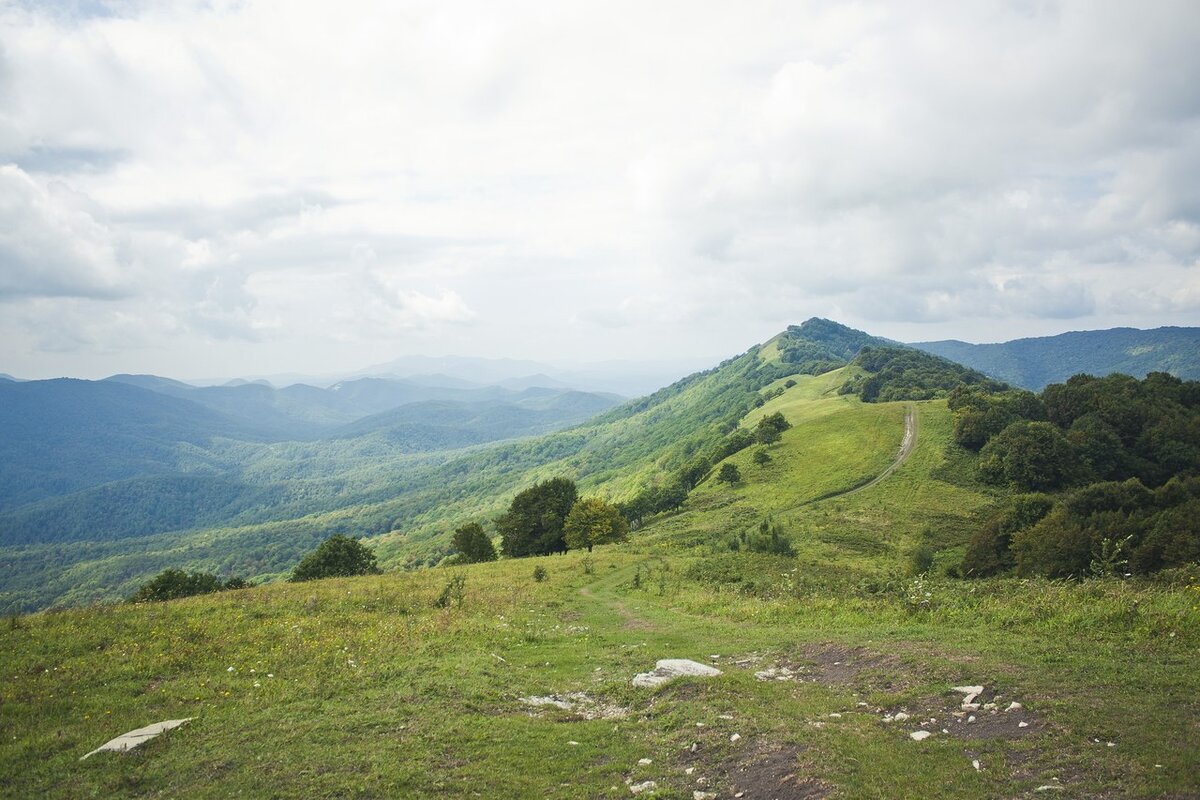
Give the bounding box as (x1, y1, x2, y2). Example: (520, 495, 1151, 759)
(450, 522, 497, 564)
(907, 544, 935, 576)
(716, 463, 741, 484)
(532, 565, 548, 582)
(290, 534, 382, 582)
(961, 494, 1054, 578)
(978, 421, 1079, 491)
(434, 574, 466, 608)
(128, 568, 251, 603)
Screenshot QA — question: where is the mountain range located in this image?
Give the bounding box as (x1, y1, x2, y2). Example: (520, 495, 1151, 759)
(1, 319, 1198, 613)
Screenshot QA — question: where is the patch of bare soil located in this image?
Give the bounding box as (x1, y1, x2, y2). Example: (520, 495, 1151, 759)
(723, 743, 832, 800)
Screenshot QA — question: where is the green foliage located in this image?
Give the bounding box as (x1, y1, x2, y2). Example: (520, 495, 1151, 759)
(1009, 477, 1200, 578)
(289, 534, 381, 582)
(450, 522, 497, 564)
(776, 318, 887, 374)
(755, 411, 791, 445)
(496, 478, 578, 558)
(845, 346, 1006, 403)
(562, 497, 629, 552)
(752, 447, 772, 467)
(978, 421, 1079, 491)
(433, 573, 466, 608)
(716, 463, 741, 484)
(907, 544, 935, 576)
(960, 495, 1054, 577)
(531, 564, 548, 582)
(127, 568, 251, 603)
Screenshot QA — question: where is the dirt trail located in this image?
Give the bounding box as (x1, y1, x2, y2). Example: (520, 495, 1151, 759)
(834, 402, 917, 500)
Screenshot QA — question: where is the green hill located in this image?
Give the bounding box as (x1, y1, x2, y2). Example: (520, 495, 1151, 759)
(912, 326, 1200, 390)
(3, 361, 1196, 798)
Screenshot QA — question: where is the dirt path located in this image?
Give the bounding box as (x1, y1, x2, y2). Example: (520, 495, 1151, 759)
(834, 402, 917, 500)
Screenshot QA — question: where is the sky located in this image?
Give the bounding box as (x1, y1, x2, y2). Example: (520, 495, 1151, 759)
(1, 0, 1198, 381)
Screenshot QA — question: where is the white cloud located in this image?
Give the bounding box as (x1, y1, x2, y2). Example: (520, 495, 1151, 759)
(1, 0, 1198, 378)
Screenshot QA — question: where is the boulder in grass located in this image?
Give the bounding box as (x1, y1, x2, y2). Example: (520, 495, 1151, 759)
(632, 659, 722, 688)
(81, 718, 193, 760)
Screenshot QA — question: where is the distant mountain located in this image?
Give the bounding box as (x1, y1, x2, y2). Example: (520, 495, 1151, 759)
(0, 379, 254, 509)
(329, 390, 621, 448)
(0, 373, 21, 382)
(911, 326, 1200, 390)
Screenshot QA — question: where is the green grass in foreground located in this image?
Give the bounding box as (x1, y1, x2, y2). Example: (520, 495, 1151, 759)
(2, 553, 1197, 798)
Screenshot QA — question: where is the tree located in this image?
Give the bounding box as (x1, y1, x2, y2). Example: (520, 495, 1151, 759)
(496, 477, 578, 558)
(450, 522, 497, 563)
(978, 421, 1079, 491)
(716, 463, 741, 484)
(290, 534, 381, 582)
(127, 568, 250, 603)
(752, 447, 772, 467)
(755, 412, 792, 445)
(563, 497, 629, 552)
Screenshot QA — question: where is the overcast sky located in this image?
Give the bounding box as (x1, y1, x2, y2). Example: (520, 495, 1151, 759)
(2, 0, 1198, 380)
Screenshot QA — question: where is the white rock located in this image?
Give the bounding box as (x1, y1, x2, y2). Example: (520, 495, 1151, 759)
(952, 685, 984, 695)
(730, 733, 741, 742)
(1034, 786, 1063, 792)
(568, 741, 580, 746)
(638, 758, 653, 766)
(81, 719, 193, 760)
(685, 767, 695, 775)
(967, 715, 976, 724)
(983, 703, 997, 711)
(1018, 721, 1029, 728)
(962, 703, 981, 711)
(1004, 702, 1023, 713)
(629, 780, 658, 795)
(910, 730, 933, 741)
(972, 759, 982, 771)
(827, 713, 842, 719)
(633, 659, 722, 688)
(694, 793, 717, 800)
(893, 712, 910, 722)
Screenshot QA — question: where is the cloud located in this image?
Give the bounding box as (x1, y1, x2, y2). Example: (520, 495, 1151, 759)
(0, 164, 132, 299)
(1, 1, 1199, 378)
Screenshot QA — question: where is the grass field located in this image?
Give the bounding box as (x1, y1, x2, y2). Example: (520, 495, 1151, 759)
(3, 372, 1197, 798)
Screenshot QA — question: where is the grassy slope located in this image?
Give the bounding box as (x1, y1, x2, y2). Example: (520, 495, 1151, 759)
(4, 372, 1198, 798)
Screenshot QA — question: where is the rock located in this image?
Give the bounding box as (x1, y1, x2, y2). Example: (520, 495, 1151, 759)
(983, 703, 997, 711)
(81, 718, 193, 760)
(633, 659, 722, 688)
(694, 792, 717, 800)
(685, 767, 695, 775)
(568, 741, 580, 746)
(637, 758, 652, 765)
(893, 712, 910, 722)
(967, 715, 976, 724)
(730, 733, 741, 742)
(972, 759, 982, 771)
(952, 685, 984, 706)
(910, 730, 933, 741)
(629, 780, 658, 795)
(1034, 786, 1063, 792)
(1018, 721, 1029, 728)
(1004, 702, 1023, 713)
(519, 695, 573, 710)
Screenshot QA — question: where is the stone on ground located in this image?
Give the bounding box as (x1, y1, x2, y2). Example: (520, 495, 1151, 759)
(81, 718, 193, 760)
(632, 659, 722, 688)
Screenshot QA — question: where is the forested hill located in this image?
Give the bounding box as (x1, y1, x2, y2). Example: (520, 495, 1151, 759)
(912, 326, 1200, 390)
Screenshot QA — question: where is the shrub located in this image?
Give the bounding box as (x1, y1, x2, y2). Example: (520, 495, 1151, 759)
(907, 544, 935, 576)
(450, 522, 497, 564)
(532, 565, 548, 582)
(960, 494, 1054, 577)
(290, 534, 381, 582)
(978, 421, 1079, 491)
(434, 574, 467, 608)
(128, 569, 251, 603)
(563, 497, 629, 552)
